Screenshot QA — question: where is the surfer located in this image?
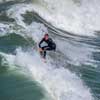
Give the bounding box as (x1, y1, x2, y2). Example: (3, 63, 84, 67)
(38, 33, 56, 59)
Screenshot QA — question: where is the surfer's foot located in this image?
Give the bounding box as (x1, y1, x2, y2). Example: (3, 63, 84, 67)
(42, 57, 46, 63)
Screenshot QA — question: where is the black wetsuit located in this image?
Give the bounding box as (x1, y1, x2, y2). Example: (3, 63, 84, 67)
(39, 38, 56, 58)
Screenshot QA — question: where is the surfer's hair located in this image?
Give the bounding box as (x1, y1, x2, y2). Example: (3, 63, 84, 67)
(44, 33, 49, 37)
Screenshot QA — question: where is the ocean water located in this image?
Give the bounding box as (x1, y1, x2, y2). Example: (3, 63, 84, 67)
(0, 0, 100, 100)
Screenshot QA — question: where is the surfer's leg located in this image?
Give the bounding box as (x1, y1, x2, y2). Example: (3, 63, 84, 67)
(43, 50, 46, 59)
(42, 46, 53, 59)
(42, 47, 47, 59)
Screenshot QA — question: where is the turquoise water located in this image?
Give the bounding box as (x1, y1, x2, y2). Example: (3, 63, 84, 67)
(0, 69, 48, 100)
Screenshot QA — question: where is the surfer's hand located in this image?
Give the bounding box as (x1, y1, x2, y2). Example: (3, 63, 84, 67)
(39, 48, 42, 51)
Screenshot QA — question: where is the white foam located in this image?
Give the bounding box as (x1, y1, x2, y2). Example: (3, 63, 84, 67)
(25, 22, 48, 43)
(7, 4, 43, 28)
(0, 48, 94, 100)
(55, 38, 97, 67)
(6, 1, 100, 36)
(7, 4, 28, 28)
(6, 4, 48, 41)
(0, 23, 12, 36)
(0, 22, 25, 37)
(31, 0, 100, 36)
(0, 21, 48, 46)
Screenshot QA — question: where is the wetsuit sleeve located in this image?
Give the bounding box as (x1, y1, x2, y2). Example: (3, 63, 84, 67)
(39, 38, 44, 48)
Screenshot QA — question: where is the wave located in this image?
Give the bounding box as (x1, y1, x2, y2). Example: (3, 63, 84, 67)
(6, 1, 100, 37)
(1, 0, 100, 37)
(31, 0, 100, 36)
(0, 22, 47, 43)
(0, 3, 98, 100)
(1, 2, 99, 67)
(0, 21, 98, 67)
(0, 48, 94, 100)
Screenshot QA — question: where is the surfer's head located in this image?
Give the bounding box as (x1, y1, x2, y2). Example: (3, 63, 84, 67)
(44, 33, 49, 40)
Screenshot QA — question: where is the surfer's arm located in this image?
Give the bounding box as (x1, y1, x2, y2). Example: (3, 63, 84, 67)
(39, 38, 44, 48)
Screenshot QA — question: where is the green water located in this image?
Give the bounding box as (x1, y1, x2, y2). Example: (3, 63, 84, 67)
(0, 33, 34, 53)
(0, 69, 46, 100)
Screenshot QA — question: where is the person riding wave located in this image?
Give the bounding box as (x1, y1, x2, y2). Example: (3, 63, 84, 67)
(39, 33, 56, 59)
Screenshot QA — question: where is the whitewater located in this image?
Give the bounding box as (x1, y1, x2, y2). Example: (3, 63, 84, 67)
(0, 0, 100, 100)
(6, 0, 100, 36)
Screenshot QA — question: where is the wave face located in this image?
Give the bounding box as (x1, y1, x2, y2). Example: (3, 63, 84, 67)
(0, 1, 100, 100)
(29, 0, 100, 36)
